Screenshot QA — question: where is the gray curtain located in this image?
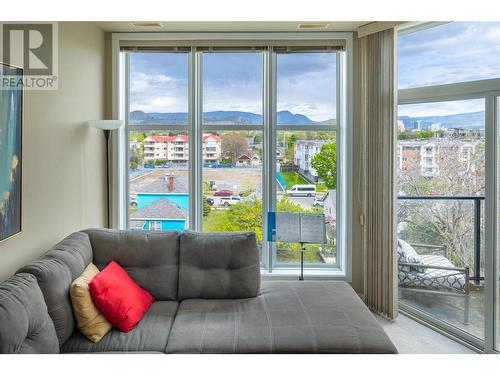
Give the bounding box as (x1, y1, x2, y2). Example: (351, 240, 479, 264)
(360, 28, 398, 319)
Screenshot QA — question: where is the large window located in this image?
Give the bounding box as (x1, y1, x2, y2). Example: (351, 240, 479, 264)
(202, 130, 263, 248)
(122, 38, 349, 276)
(397, 21, 500, 351)
(129, 130, 190, 231)
(277, 53, 336, 125)
(203, 52, 263, 124)
(275, 130, 337, 267)
(129, 53, 189, 125)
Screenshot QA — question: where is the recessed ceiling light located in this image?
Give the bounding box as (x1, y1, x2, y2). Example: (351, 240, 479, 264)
(297, 23, 329, 30)
(130, 22, 164, 28)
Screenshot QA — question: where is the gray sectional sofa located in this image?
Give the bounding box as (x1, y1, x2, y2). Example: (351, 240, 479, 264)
(0, 229, 397, 354)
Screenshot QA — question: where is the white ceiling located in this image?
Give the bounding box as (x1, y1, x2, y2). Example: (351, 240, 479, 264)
(96, 21, 369, 33)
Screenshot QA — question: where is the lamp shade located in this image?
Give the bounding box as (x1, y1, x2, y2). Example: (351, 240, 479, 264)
(88, 120, 123, 130)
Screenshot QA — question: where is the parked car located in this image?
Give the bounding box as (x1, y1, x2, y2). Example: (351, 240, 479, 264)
(219, 196, 241, 206)
(214, 189, 233, 197)
(155, 163, 170, 169)
(286, 184, 316, 197)
(205, 197, 214, 206)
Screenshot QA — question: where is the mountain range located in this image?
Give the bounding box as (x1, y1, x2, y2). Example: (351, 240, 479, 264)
(398, 110, 485, 131)
(130, 110, 335, 125)
(130, 109, 486, 129)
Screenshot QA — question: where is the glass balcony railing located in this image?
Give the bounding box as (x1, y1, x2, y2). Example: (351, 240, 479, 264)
(397, 195, 485, 339)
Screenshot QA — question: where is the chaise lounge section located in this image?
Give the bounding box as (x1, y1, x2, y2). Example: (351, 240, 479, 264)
(0, 229, 397, 354)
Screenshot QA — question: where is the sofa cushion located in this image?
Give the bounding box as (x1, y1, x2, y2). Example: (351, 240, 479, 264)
(83, 229, 180, 300)
(61, 301, 178, 353)
(89, 260, 155, 332)
(70, 263, 112, 342)
(398, 254, 467, 292)
(18, 232, 92, 346)
(178, 231, 260, 300)
(397, 239, 424, 272)
(166, 281, 397, 354)
(0, 273, 59, 354)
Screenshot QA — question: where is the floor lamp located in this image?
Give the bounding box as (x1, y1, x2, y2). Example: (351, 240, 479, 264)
(88, 120, 123, 228)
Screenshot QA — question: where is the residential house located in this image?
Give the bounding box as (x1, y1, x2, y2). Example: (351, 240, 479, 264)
(235, 152, 261, 166)
(130, 198, 187, 231)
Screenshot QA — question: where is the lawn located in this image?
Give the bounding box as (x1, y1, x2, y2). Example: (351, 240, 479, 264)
(279, 171, 329, 192)
(279, 172, 309, 189)
(202, 209, 227, 232)
(316, 183, 328, 192)
(276, 243, 325, 263)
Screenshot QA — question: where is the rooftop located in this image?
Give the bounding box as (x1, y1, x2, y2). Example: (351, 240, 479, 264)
(135, 175, 188, 194)
(131, 198, 188, 220)
(145, 133, 221, 143)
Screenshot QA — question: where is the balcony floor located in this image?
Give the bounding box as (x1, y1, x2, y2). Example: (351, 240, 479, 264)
(399, 287, 484, 339)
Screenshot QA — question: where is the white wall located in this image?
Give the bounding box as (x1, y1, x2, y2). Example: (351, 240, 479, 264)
(0, 22, 107, 281)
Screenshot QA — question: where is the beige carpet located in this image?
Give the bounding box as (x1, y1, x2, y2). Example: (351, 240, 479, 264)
(374, 314, 476, 354)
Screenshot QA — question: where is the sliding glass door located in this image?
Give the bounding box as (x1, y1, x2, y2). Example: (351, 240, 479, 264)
(396, 21, 500, 350)
(396, 98, 486, 341)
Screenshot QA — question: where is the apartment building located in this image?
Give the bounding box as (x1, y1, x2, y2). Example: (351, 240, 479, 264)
(294, 139, 330, 181)
(398, 140, 478, 177)
(144, 133, 222, 163)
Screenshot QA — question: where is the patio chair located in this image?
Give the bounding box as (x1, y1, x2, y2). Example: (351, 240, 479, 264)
(397, 239, 470, 324)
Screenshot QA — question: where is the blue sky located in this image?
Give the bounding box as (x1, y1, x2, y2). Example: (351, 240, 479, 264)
(130, 51, 337, 121)
(398, 22, 500, 116)
(129, 22, 500, 120)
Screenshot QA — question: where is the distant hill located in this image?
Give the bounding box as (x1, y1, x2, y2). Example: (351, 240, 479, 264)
(130, 109, 483, 129)
(129, 110, 335, 125)
(398, 111, 485, 131)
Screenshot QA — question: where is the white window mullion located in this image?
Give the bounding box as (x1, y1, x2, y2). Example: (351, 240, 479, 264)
(485, 92, 499, 352)
(192, 50, 203, 231)
(123, 52, 131, 229)
(266, 47, 278, 271)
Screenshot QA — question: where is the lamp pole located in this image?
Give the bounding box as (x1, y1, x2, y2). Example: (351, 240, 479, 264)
(103, 129, 111, 228)
(88, 120, 123, 229)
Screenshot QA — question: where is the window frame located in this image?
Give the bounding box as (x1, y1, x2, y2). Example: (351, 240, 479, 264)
(112, 32, 353, 280)
(396, 22, 500, 353)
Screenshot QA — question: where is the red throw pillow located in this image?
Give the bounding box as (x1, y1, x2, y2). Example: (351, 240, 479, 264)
(89, 261, 155, 332)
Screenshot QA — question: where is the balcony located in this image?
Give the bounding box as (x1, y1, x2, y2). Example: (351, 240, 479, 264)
(397, 195, 484, 339)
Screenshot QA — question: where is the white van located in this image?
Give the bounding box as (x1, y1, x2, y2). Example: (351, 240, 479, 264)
(219, 196, 241, 206)
(286, 184, 316, 197)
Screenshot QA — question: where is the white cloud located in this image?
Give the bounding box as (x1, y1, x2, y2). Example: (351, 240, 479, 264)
(398, 22, 500, 88)
(277, 70, 336, 121)
(398, 99, 485, 117)
(129, 72, 188, 112)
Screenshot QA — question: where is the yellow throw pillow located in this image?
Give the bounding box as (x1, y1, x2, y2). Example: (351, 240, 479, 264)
(70, 263, 112, 343)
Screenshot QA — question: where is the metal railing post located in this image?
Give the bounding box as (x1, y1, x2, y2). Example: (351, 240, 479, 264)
(473, 198, 481, 285)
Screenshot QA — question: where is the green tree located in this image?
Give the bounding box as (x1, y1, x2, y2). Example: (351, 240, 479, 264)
(216, 197, 263, 240)
(202, 197, 211, 217)
(129, 147, 142, 170)
(310, 142, 337, 189)
(277, 196, 304, 213)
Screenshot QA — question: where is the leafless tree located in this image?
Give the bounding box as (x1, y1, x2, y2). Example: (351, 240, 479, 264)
(398, 140, 485, 275)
